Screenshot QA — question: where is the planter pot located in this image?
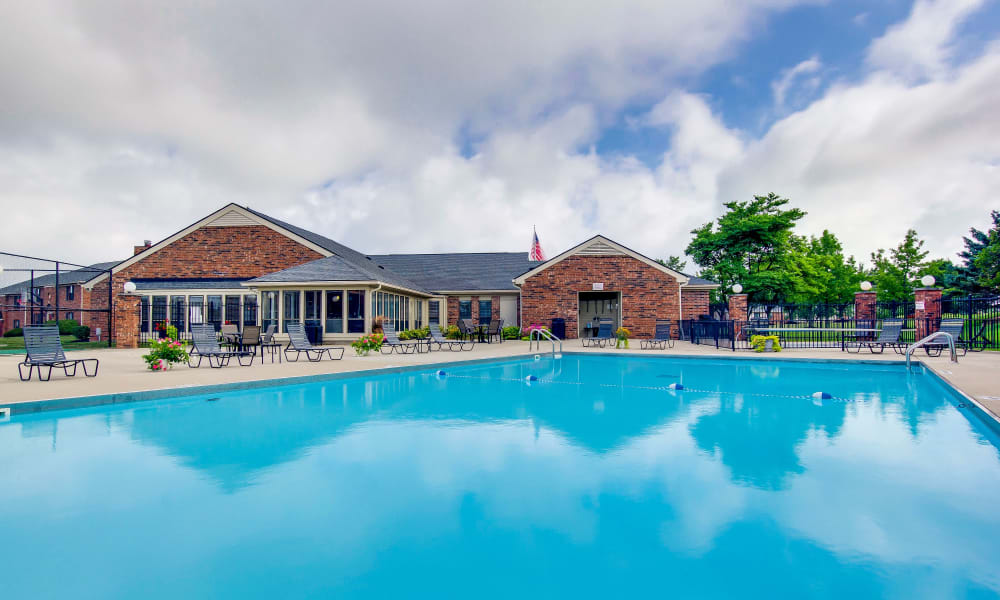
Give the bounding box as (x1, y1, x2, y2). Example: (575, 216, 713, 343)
(615, 338, 630, 349)
(764, 339, 774, 352)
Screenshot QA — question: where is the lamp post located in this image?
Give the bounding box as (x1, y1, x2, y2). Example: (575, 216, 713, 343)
(123, 281, 137, 294)
(860, 281, 872, 291)
(920, 275, 936, 287)
(731, 283, 743, 294)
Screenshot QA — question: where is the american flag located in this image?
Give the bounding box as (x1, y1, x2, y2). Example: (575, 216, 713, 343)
(529, 227, 546, 261)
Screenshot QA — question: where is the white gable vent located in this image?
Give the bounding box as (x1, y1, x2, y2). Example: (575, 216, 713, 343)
(207, 210, 258, 227)
(576, 240, 625, 256)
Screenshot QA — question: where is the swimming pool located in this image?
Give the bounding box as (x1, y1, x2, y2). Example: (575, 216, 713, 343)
(2, 354, 999, 598)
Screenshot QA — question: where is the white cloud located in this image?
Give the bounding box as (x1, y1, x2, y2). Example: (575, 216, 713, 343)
(867, 0, 987, 80)
(771, 56, 822, 109)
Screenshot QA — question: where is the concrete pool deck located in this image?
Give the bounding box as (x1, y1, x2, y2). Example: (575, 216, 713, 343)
(2, 341, 998, 420)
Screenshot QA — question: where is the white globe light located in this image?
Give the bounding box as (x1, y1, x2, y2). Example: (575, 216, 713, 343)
(123, 281, 137, 294)
(920, 275, 935, 287)
(731, 283, 743, 294)
(860, 281, 872, 291)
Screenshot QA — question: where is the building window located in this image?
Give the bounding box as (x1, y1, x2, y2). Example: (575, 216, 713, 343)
(66, 312, 74, 321)
(207, 295, 223, 331)
(65, 286, 75, 301)
(304, 291, 321, 340)
(325, 290, 344, 334)
(140, 296, 150, 332)
(458, 300, 472, 320)
(282, 291, 300, 333)
(14, 319, 20, 329)
(347, 290, 365, 334)
(225, 295, 241, 326)
(429, 300, 440, 325)
(188, 296, 205, 327)
(243, 295, 258, 327)
(261, 292, 278, 332)
(152, 296, 168, 333)
(414, 299, 423, 329)
(170, 296, 186, 332)
(478, 299, 492, 325)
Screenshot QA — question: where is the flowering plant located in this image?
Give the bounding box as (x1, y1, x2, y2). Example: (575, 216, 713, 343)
(143, 337, 190, 371)
(351, 333, 384, 356)
(615, 327, 631, 349)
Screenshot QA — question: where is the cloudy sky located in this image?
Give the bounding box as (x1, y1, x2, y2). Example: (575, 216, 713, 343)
(0, 0, 997, 269)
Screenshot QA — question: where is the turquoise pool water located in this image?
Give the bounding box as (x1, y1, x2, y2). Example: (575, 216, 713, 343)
(2, 355, 1000, 598)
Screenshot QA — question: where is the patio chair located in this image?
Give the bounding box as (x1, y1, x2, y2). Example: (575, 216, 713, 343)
(188, 324, 254, 368)
(261, 324, 282, 363)
(639, 320, 674, 349)
(924, 319, 969, 357)
(486, 318, 504, 343)
(284, 321, 345, 361)
(846, 319, 904, 354)
(380, 323, 421, 354)
(219, 323, 240, 349)
(240, 325, 261, 359)
(582, 319, 614, 348)
(457, 319, 474, 341)
(428, 324, 473, 351)
(18, 325, 99, 381)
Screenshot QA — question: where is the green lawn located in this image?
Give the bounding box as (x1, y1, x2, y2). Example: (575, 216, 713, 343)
(0, 335, 111, 352)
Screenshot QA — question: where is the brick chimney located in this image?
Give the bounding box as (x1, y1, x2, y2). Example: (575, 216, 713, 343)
(133, 239, 152, 256)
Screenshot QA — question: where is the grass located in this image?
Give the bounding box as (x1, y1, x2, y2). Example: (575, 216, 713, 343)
(0, 335, 111, 352)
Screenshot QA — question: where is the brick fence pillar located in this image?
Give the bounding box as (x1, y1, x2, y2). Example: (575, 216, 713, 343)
(728, 293, 748, 340)
(114, 293, 141, 349)
(914, 287, 942, 340)
(855, 291, 877, 340)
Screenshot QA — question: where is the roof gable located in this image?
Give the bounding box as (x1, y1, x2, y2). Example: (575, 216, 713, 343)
(512, 235, 689, 285)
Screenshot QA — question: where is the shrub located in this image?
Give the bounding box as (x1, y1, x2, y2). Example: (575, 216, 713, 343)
(71, 325, 91, 341)
(442, 325, 461, 339)
(502, 326, 522, 340)
(143, 337, 189, 371)
(4, 327, 23, 337)
(750, 335, 782, 353)
(351, 333, 384, 356)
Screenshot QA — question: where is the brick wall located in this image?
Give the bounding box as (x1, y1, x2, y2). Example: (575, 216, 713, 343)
(520, 255, 681, 339)
(681, 289, 710, 320)
(114, 294, 141, 349)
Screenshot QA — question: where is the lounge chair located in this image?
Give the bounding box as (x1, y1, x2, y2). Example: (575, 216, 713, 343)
(965, 318, 996, 352)
(640, 320, 675, 349)
(18, 325, 99, 381)
(846, 319, 904, 354)
(582, 319, 614, 348)
(284, 321, 345, 361)
(924, 319, 969, 357)
(188, 324, 254, 368)
(428, 324, 473, 351)
(380, 323, 421, 354)
(486, 318, 504, 343)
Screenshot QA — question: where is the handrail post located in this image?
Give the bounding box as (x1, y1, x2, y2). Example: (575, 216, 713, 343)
(905, 331, 957, 370)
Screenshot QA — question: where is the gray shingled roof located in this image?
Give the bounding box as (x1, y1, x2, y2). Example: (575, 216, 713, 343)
(370, 253, 542, 292)
(684, 275, 718, 287)
(0, 261, 119, 295)
(244, 207, 431, 293)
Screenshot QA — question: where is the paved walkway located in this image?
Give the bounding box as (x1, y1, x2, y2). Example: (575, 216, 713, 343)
(2, 341, 998, 420)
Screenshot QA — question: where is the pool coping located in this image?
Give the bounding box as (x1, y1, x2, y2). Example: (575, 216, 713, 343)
(2, 351, 996, 429)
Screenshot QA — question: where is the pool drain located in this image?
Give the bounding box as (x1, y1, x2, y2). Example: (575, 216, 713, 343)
(206, 397, 220, 402)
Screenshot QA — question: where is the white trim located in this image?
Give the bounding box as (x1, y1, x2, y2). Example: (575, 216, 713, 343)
(245, 280, 433, 298)
(512, 235, 689, 285)
(83, 204, 334, 290)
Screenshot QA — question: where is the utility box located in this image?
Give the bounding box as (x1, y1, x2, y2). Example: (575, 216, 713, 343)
(550, 318, 566, 339)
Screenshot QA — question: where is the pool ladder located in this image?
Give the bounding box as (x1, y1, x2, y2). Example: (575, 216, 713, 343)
(905, 331, 957, 371)
(530, 328, 563, 358)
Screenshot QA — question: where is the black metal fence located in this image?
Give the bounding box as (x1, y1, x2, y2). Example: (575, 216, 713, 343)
(939, 295, 1000, 350)
(138, 296, 259, 345)
(0, 252, 113, 346)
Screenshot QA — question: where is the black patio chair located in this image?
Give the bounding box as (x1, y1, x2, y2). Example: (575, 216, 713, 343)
(261, 324, 282, 363)
(18, 325, 99, 381)
(284, 321, 344, 361)
(640, 320, 675, 349)
(924, 319, 969, 357)
(428, 324, 473, 351)
(846, 320, 905, 354)
(486, 318, 504, 343)
(188, 324, 254, 368)
(582, 319, 614, 348)
(380, 323, 421, 354)
(457, 319, 474, 341)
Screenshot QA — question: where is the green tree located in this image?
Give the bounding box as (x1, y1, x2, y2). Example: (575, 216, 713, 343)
(686, 193, 806, 302)
(786, 231, 864, 304)
(867, 229, 931, 301)
(955, 210, 1000, 293)
(656, 255, 688, 272)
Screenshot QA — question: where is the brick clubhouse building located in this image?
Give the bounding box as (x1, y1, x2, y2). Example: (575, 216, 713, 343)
(0, 204, 717, 346)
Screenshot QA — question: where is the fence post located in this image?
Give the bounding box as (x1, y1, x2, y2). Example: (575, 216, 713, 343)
(728, 294, 748, 342)
(914, 287, 942, 340)
(114, 293, 141, 349)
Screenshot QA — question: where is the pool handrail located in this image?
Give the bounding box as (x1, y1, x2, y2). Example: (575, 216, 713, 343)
(530, 328, 562, 358)
(906, 331, 957, 370)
